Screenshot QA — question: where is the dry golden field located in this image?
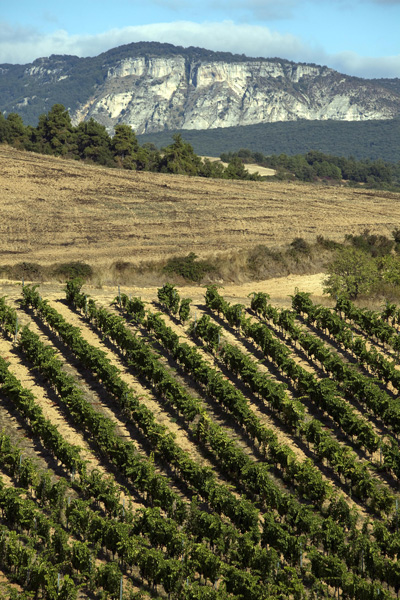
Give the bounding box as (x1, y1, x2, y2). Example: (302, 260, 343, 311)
(1, 144, 400, 280)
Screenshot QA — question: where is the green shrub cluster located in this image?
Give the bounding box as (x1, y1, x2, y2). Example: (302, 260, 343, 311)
(0, 261, 93, 282)
(324, 229, 400, 300)
(163, 252, 215, 282)
(344, 229, 395, 257)
(52, 262, 94, 281)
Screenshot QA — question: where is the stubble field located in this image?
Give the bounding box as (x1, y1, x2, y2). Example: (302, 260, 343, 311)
(1, 144, 400, 274)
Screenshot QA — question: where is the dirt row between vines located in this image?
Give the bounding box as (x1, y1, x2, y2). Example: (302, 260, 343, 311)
(258, 314, 396, 495)
(0, 277, 300, 515)
(47, 297, 242, 497)
(299, 316, 399, 441)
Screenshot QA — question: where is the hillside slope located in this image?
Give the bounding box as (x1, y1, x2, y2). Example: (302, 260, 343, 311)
(138, 117, 400, 162)
(0, 281, 399, 597)
(1, 145, 400, 273)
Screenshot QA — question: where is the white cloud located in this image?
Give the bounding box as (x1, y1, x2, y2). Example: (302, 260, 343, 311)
(329, 51, 400, 79)
(0, 20, 399, 79)
(0, 20, 311, 64)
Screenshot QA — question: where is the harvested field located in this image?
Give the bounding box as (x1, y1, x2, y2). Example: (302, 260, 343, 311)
(1, 144, 400, 274)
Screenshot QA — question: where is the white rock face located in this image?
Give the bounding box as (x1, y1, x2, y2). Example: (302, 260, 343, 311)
(71, 56, 400, 133)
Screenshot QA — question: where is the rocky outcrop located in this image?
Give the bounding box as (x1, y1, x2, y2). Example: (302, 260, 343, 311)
(73, 55, 400, 134)
(1, 43, 400, 133)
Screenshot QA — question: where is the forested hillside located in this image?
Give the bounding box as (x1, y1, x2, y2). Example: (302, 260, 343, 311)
(2, 103, 400, 189)
(138, 118, 400, 163)
(219, 149, 400, 189)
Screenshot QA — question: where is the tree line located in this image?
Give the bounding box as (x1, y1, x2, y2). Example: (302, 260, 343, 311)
(220, 148, 400, 189)
(321, 228, 400, 300)
(0, 103, 259, 180)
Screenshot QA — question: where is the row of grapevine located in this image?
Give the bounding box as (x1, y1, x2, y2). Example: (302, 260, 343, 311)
(203, 287, 398, 517)
(63, 282, 391, 598)
(18, 290, 284, 563)
(335, 296, 400, 389)
(0, 425, 229, 599)
(117, 286, 400, 596)
(251, 294, 400, 457)
(16, 323, 188, 522)
(5, 281, 399, 598)
(146, 310, 330, 507)
(21, 285, 264, 535)
(1, 295, 272, 599)
(289, 293, 400, 431)
(191, 311, 395, 517)
(15, 286, 326, 600)
(290, 292, 400, 479)
(336, 297, 400, 350)
(0, 355, 86, 477)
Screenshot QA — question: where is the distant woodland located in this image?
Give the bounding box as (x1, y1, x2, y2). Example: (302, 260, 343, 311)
(220, 149, 400, 189)
(138, 118, 400, 163)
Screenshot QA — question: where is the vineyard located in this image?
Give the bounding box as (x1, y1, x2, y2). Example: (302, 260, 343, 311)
(0, 279, 400, 599)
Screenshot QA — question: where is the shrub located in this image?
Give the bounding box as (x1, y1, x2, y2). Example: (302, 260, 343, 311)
(114, 261, 132, 273)
(323, 247, 379, 299)
(345, 229, 394, 257)
(316, 235, 341, 250)
(53, 261, 93, 281)
(247, 245, 286, 277)
(12, 262, 44, 281)
(163, 252, 215, 282)
(290, 238, 311, 255)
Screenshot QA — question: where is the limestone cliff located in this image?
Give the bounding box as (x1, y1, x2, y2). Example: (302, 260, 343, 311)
(1, 42, 399, 133)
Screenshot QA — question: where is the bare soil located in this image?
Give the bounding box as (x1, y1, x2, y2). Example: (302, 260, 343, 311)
(202, 156, 277, 176)
(0, 272, 325, 309)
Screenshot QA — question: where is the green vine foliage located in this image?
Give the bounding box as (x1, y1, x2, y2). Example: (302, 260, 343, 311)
(1, 283, 398, 598)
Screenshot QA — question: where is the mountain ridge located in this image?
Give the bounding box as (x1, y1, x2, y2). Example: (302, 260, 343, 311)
(1, 41, 400, 133)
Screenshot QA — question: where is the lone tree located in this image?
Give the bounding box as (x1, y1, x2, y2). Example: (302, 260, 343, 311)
(323, 247, 378, 299)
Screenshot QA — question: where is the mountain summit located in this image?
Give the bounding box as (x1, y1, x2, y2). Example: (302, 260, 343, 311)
(1, 42, 400, 133)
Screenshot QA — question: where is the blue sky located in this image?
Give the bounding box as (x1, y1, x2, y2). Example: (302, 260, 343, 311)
(1, 0, 400, 78)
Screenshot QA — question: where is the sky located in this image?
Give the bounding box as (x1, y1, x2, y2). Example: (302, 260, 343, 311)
(1, 0, 400, 79)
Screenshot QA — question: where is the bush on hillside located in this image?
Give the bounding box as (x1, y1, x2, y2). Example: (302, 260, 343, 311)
(53, 261, 93, 281)
(163, 252, 215, 282)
